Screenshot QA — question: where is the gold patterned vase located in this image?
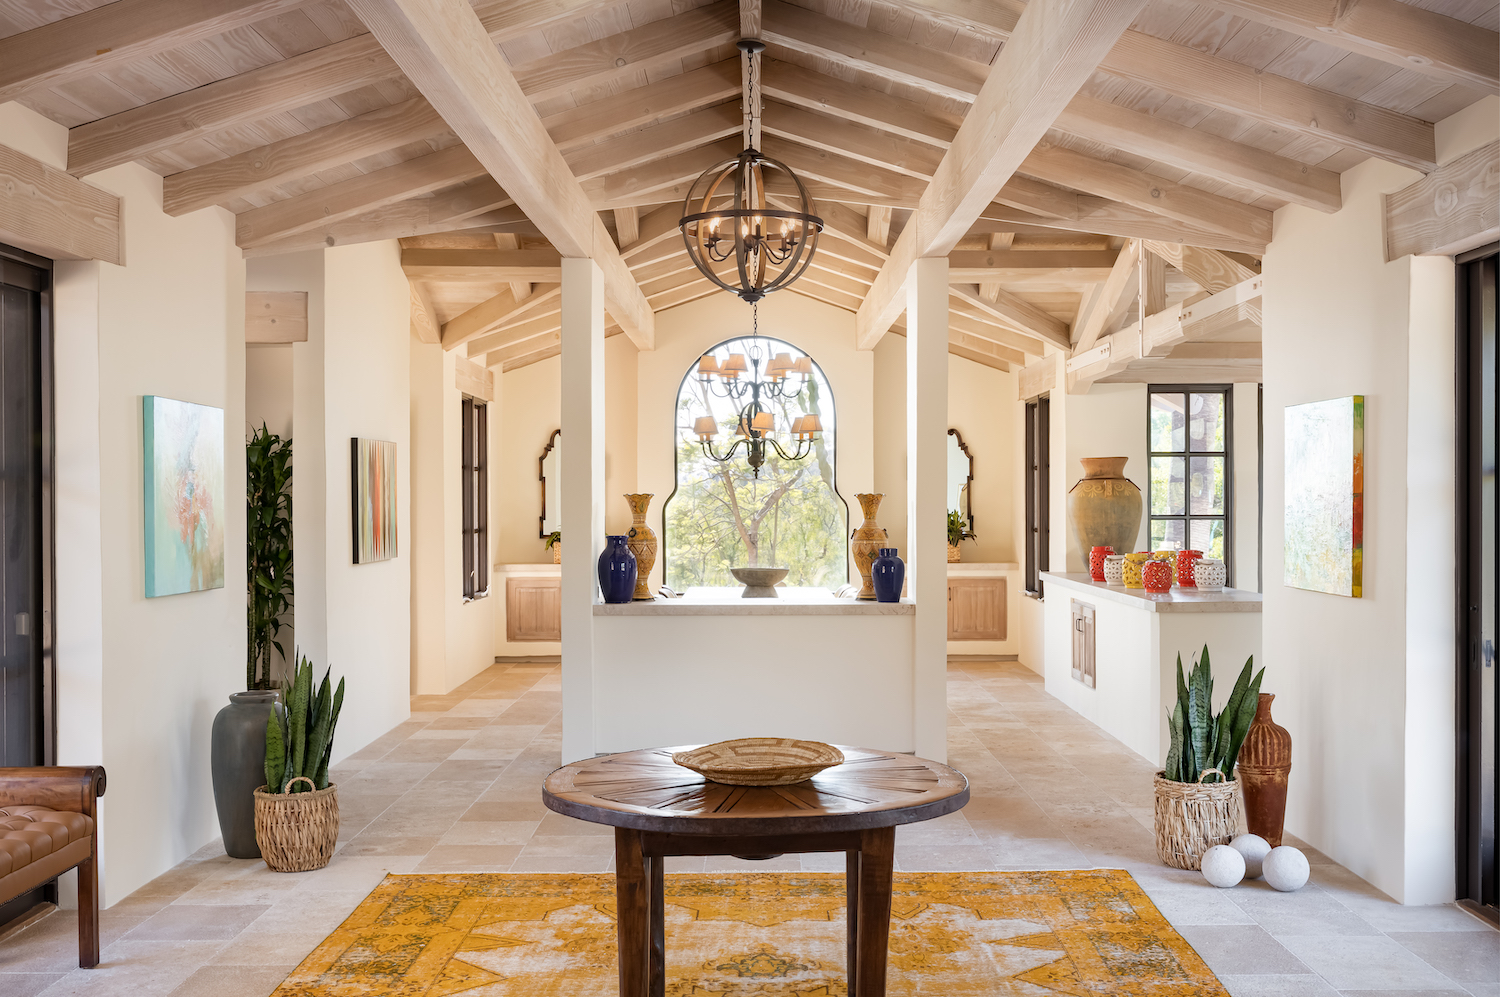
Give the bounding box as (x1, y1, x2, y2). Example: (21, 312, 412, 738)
(1066, 457, 1143, 560)
(624, 493, 657, 600)
(851, 493, 888, 600)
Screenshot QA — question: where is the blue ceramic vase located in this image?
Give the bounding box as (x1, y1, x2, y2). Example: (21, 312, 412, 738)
(598, 536, 638, 604)
(871, 547, 905, 603)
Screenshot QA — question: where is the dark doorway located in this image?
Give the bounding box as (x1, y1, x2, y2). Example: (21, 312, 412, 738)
(1457, 244, 1499, 917)
(0, 242, 56, 924)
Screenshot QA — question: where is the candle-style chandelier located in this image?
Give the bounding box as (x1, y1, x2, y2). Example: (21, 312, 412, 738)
(691, 316, 823, 479)
(678, 39, 823, 303)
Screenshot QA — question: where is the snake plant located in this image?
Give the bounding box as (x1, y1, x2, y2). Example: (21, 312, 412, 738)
(265, 655, 344, 794)
(1162, 645, 1263, 784)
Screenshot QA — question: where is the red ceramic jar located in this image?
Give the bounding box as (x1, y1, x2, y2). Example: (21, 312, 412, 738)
(1089, 546, 1114, 581)
(1142, 558, 1174, 593)
(1176, 549, 1203, 587)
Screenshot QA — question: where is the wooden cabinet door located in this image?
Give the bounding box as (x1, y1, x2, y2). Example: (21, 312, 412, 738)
(1070, 600, 1095, 687)
(947, 577, 1006, 641)
(506, 577, 561, 642)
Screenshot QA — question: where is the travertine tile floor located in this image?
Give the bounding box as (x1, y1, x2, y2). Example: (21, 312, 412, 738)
(2, 657, 1494, 996)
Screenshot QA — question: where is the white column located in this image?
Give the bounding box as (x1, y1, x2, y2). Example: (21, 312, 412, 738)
(907, 257, 949, 761)
(561, 258, 605, 763)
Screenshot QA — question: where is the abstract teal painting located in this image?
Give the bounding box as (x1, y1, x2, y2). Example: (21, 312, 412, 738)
(144, 396, 225, 597)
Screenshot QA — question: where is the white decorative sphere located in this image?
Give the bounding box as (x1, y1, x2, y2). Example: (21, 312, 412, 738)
(1200, 844, 1246, 888)
(1263, 846, 1310, 892)
(1230, 833, 1272, 879)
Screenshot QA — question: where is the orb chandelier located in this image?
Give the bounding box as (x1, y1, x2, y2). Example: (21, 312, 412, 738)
(678, 39, 823, 304)
(691, 318, 823, 480)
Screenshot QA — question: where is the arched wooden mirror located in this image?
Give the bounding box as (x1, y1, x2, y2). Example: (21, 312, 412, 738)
(948, 428, 974, 532)
(539, 429, 561, 538)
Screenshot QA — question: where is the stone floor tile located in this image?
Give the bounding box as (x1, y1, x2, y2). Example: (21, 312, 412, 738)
(895, 845, 998, 872)
(1139, 885, 1260, 926)
(437, 821, 540, 846)
(1277, 935, 1463, 991)
(513, 834, 616, 859)
(1217, 974, 1340, 996)
(534, 812, 613, 836)
(337, 835, 444, 857)
(1175, 924, 1313, 975)
(0, 973, 65, 996)
(38, 939, 227, 996)
(124, 905, 270, 942)
(1386, 930, 1500, 982)
(164, 965, 295, 997)
(462, 800, 550, 822)
(507, 854, 611, 873)
(413, 846, 524, 872)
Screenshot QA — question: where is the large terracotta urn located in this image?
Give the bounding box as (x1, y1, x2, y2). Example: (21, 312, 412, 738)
(851, 493, 889, 600)
(624, 493, 657, 600)
(1067, 457, 1143, 558)
(1237, 693, 1293, 846)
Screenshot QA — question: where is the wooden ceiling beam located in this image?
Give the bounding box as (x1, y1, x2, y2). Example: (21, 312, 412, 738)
(235, 144, 490, 249)
(1072, 238, 1140, 351)
(855, 0, 1149, 348)
(443, 283, 563, 350)
(1385, 141, 1500, 260)
(563, 104, 742, 182)
(164, 97, 447, 216)
(1140, 242, 1257, 292)
(409, 281, 440, 345)
(0, 144, 122, 265)
(761, 59, 960, 147)
(945, 301, 1045, 357)
(347, 0, 653, 349)
(0, 0, 313, 104)
(401, 248, 565, 282)
(581, 138, 739, 211)
(769, 139, 928, 203)
(545, 59, 741, 152)
(241, 186, 521, 257)
(761, 100, 943, 180)
(949, 284, 1070, 352)
(1021, 144, 1273, 246)
(1204, 0, 1498, 93)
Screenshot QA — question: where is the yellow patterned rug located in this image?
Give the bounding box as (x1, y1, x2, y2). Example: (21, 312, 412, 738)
(271, 870, 1227, 996)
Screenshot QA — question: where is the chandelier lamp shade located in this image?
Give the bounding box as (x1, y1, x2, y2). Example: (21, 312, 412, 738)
(678, 41, 823, 304)
(693, 340, 824, 479)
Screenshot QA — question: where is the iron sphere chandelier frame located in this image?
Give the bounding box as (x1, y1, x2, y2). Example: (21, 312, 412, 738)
(678, 40, 824, 304)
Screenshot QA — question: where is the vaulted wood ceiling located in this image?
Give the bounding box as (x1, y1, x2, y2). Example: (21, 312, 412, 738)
(3, 0, 1492, 379)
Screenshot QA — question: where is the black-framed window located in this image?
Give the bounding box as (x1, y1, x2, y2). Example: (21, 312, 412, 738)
(1148, 385, 1232, 573)
(1024, 396, 1050, 595)
(461, 397, 489, 601)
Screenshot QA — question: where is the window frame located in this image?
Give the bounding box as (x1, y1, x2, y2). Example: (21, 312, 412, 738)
(1024, 395, 1050, 596)
(1146, 384, 1233, 581)
(461, 396, 489, 602)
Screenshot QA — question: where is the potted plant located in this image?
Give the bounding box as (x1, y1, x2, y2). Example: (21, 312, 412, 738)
(1154, 645, 1264, 870)
(545, 530, 561, 564)
(946, 511, 976, 563)
(254, 656, 345, 872)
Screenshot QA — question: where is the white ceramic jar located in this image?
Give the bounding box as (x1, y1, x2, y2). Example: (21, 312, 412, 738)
(1193, 558, 1227, 590)
(1102, 553, 1127, 585)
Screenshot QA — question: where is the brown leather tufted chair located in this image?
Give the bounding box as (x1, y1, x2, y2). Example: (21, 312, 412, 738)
(0, 767, 107, 967)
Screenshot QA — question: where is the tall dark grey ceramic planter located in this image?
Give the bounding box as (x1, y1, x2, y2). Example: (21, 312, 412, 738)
(212, 690, 282, 859)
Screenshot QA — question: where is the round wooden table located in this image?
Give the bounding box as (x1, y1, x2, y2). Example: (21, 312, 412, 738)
(543, 745, 969, 997)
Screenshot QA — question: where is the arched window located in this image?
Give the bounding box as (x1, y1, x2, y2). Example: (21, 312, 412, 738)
(664, 336, 847, 589)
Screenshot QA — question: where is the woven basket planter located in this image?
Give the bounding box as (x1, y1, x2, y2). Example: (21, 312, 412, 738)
(254, 778, 339, 872)
(1153, 769, 1241, 870)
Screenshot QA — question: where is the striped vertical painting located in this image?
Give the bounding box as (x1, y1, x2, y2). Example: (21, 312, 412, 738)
(351, 438, 397, 563)
(1283, 395, 1364, 597)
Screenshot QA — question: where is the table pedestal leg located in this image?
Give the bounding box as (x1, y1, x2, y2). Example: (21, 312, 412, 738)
(649, 850, 664, 997)
(845, 848, 860, 994)
(615, 828, 651, 997)
(853, 826, 895, 997)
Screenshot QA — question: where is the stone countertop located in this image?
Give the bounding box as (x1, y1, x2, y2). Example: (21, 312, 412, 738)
(1040, 572, 1263, 613)
(593, 586, 915, 616)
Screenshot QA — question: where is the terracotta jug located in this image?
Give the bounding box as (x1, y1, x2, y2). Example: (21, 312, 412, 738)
(851, 493, 888, 600)
(624, 494, 657, 600)
(1067, 457, 1143, 558)
(1237, 693, 1293, 846)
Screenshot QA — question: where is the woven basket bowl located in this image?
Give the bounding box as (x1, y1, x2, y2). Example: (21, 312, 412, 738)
(254, 779, 339, 873)
(673, 738, 845, 786)
(1153, 771, 1241, 870)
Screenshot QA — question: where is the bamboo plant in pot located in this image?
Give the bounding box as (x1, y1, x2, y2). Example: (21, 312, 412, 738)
(255, 656, 345, 872)
(1154, 645, 1264, 870)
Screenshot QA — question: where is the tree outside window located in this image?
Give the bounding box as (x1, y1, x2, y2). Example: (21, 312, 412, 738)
(664, 336, 847, 589)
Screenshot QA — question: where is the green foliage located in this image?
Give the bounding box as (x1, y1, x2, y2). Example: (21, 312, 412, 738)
(947, 510, 977, 547)
(665, 343, 847, 589)
(543, 531, 561, 550)
(247, 424, 293, 690)
(1163, 644, 1264, 784)
(264, 656, 345, 793)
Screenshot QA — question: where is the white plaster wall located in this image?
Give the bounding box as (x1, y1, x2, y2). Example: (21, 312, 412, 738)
(1062, 383, 1148, 573)
(246, 345, 293, 440)
(322, 242, 412, 759)
(872, 335, 908, 557)
(592, 614, 917, 752)
(442, 347, 498, 691)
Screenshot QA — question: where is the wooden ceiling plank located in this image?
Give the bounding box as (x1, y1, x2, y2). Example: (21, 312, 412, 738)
(761, 100, 944, 180)
(614, 206, 640, 248)
(563, 104, 743, 182)
(761, 58, 960, 147)
(240, 185, 521, 257)
(945, 301, 1045, 357)
(1052, 94, 1342, 213)
(163, 96, 447, 216)
(512, 1, 739, 104)
(235, 144, 489, 248)
(770, 139, 928, 203)
(582, 138, 740, 211)
(0, 0, 314, 104)
(545, 59, 741, 153)
(347, 0, 653, 349)
(985, 183, 1268, 255)
(1020, 143, 1273, 245)
(624, 204, 696, 264)
(949, 283, 1070, 352)
(855, 0, 1149, 349)
(867, 206, 891, 248)
(443, 282, 563, 350)
(1204, 0, 1498, 93)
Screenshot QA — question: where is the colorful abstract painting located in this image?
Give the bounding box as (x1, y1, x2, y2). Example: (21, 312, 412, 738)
(352, 438, 397, 563)
(143, 396, 225, 598)
(1284, 395, 1364, 597)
